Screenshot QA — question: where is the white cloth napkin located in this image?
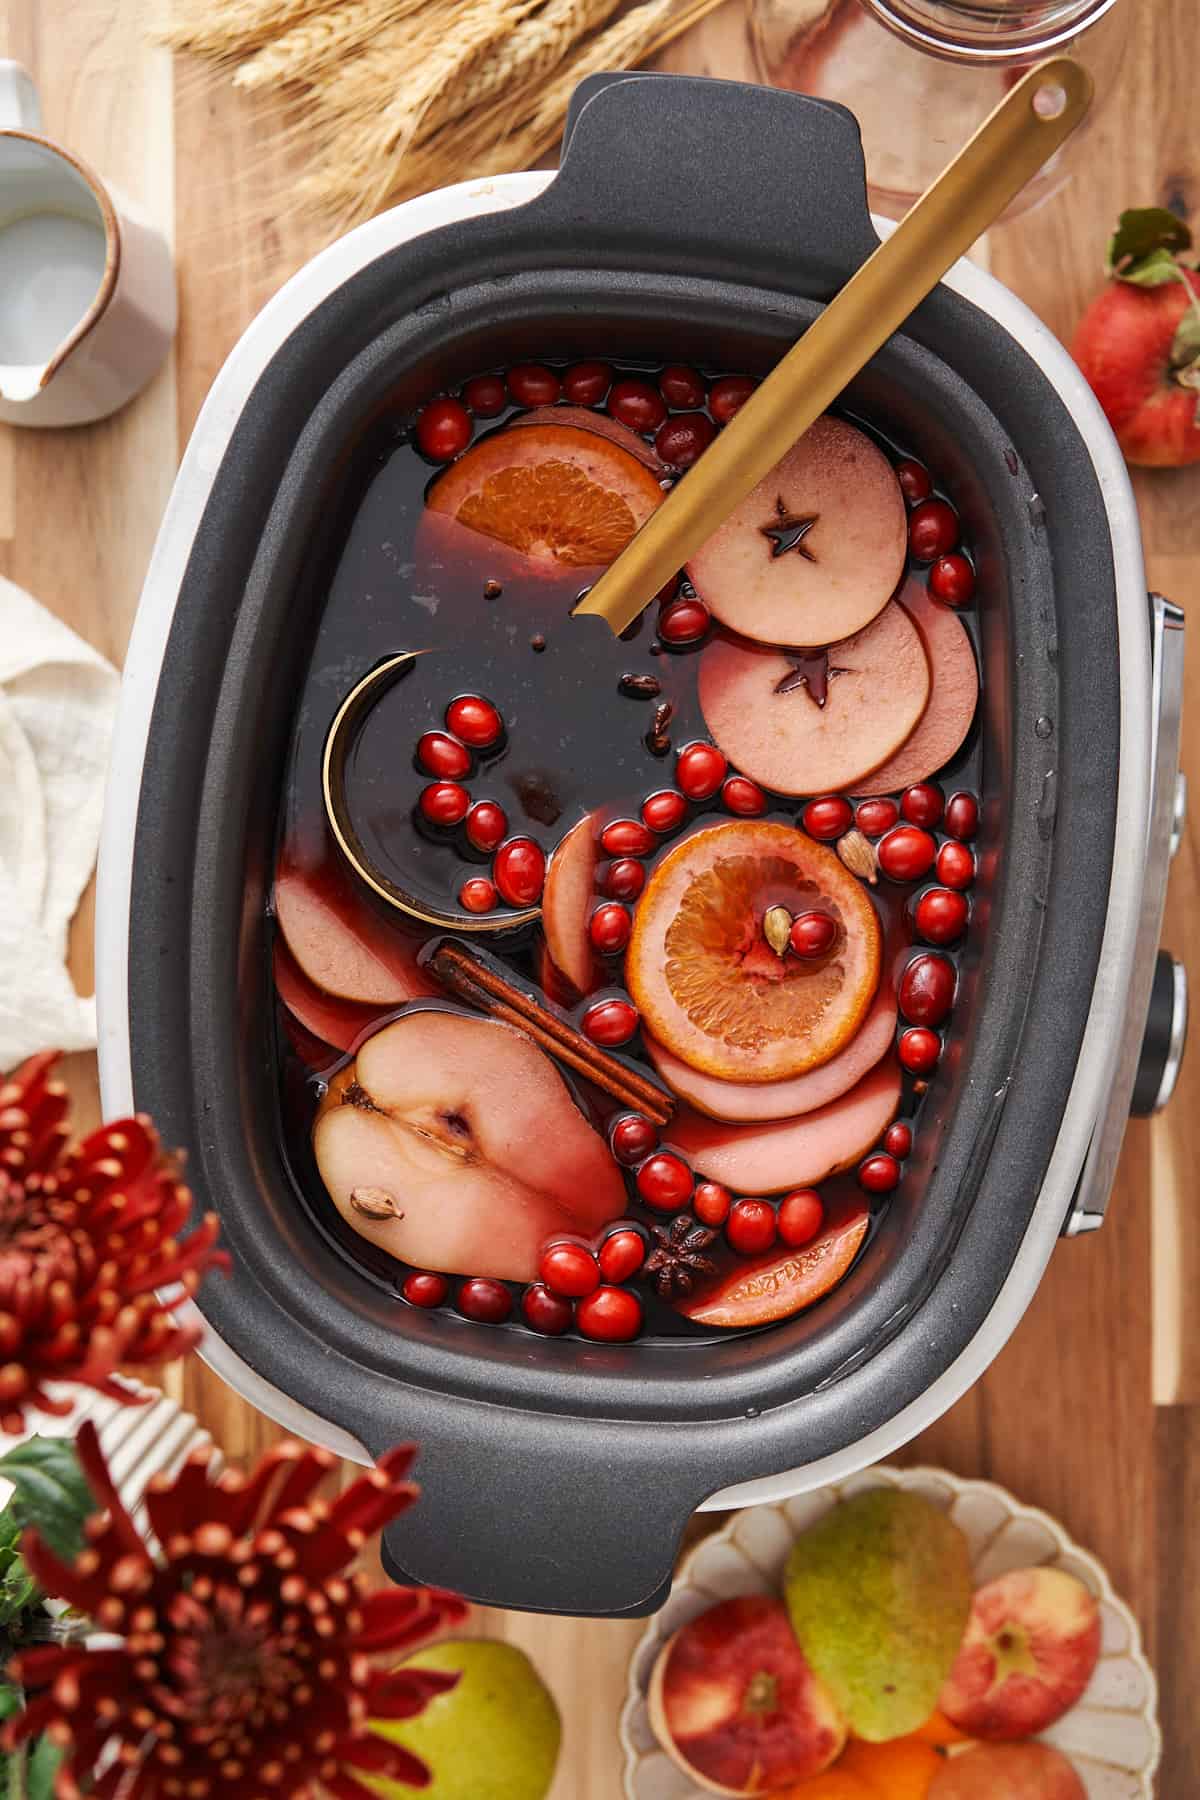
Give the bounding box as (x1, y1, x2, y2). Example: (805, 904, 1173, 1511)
(0, 577, 119, 1070)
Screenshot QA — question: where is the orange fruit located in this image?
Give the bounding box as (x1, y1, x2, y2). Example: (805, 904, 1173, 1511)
(425, 422, 663, 567)
(913, 1710, 972, 1749)
(773, 1773, 874, 1799)
(626, 820, 882, 1083)
(839, 1736, 943, 1799)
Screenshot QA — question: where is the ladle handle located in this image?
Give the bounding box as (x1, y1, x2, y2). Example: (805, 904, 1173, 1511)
(0, 61, 42, 132)
(574, 56, 1093, 637)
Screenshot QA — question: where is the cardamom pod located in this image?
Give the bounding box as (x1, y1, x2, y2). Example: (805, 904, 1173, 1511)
(763, 904, 794, 957)
(837, 828, 878, 885)
(350, 1187, 403, 1220)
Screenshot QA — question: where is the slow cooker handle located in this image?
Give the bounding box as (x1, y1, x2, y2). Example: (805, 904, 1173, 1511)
(530, 72, 881, 296)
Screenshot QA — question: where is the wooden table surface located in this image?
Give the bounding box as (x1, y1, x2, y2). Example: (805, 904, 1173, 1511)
(1, 0, 1196, 1790)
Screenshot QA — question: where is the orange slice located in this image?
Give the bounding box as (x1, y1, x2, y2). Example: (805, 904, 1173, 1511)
(425, 422, 664, 568)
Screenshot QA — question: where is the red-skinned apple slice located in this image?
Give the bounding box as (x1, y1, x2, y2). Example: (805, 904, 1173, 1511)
(313, 1008, 626, 1282)
(273, 938, 384, 1054)
(507, 404, 666, 471)
(677, 1205, 869, 1328)
(938, 1567, 1101, 1741)
(853, 578, 978, 793)
(929, 1743, 1086, 1800)
(274, 855, 440, 1006)
(697, 602, 930, 797)
(541, 811, 605, 997)
(646, 979, 897, 1122)
(663, 1058, 901, 1195)
(648, 1594, 846, 1794)
(687, 415, 907, 647)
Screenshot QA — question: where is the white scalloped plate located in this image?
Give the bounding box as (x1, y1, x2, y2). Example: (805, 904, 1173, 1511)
(620, 1466, 1161, 1798)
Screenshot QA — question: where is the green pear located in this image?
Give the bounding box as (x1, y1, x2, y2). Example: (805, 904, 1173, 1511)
(783, 1488, 971, 1742)
(366, 1639, 561, 1800)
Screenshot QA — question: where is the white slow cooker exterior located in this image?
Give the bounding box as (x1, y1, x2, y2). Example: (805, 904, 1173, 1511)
(95, 170, 1151, 1506)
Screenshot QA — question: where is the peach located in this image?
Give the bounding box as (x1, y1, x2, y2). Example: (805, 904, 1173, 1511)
(928, 1743, 1085, 1800)
(541, 811, 604, 996)
(687, 415, 907, 647)
(697, 602, 930, 797)
(676, 1205, 869, 1328)
(274, 855, 440, 1006)
(646, 980, 897, 1122)
(507, 403, 666, 471)
(938, 1567, 1101, 1741)
(273, 938, 383, 1055)
(851, 580, 977, 794)
(312, 1008, 626, 1281)
(664, 1059, 901, 1196)
(648, 1594, 846, 1795)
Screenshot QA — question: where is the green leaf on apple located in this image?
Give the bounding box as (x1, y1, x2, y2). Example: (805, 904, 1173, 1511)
(1108, 207, 1194, 283)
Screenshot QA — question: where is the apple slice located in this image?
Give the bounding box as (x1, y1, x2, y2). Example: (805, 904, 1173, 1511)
(646, 980, 897, 1122)
(541, 811, 605, 997)
(313, 1008, 626, 1282)
(697, 601, 930, 797)
(274, 856, 440, 1006)
(677, 1205, 869, 1328)
(507, 404, 666, 472)
(648, 1594, 846, 1794)
(939, 1567, 1101, 1741)
(853, 578, 978, 793)
(273, 938, 384, 1054)
(929, 1743, 1086, 1800)
(663, 1059, 901, 1195)
(687, 415, 907, 647)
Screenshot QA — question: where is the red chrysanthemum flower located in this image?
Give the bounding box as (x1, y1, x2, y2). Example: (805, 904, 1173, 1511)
(0, 1050, 227, 1432)
(5, 1421, 468, 1798)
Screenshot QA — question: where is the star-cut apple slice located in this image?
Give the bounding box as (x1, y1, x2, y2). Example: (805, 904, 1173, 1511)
(273, 938, 385, 1055)
(541, 811, 605, 997)
(507, 404, 666, 472)
(274, 855, 440, 1006)
(852, 578, 978, 793)
(663, 1058, 901, 1195)
(676, 1205, 870, 1328)
(313, 1008, 626, 1282)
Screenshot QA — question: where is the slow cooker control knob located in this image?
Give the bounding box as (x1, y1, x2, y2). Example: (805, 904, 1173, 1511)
(1131, 951, 1188, 1115)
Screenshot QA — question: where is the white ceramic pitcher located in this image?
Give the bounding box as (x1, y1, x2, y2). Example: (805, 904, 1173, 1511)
(0, 61, 176, 428)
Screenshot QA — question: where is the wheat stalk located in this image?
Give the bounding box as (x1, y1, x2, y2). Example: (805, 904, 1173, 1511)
(156, 0, 330, 56)
(233, 0, 431, 90)
(422, 0, 622, 135)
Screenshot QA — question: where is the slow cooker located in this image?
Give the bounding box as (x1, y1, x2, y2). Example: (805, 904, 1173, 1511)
(96, 74, 1186, 1617)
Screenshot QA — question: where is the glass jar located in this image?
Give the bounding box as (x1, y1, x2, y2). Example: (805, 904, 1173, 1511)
(750, 0, 1128, 219)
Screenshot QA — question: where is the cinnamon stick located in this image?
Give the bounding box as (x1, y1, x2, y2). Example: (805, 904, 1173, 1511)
(429, 941, 675, 1127)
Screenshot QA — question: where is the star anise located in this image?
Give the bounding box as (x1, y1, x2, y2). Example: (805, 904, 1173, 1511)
(644, 1215, 719, 1300)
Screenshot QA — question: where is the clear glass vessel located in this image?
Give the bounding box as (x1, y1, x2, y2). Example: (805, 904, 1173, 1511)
(750, 0, 1128, 219)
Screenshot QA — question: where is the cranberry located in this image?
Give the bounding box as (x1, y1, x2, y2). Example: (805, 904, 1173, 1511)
(419, 781, 469, 826)
(899, 952, 956, 1027)
(659, 364, 707, 408)
(727, 1198, 777, 1255)
(464, 800, 508, 853)
(582, 998, 639, 1047)
(676, 742, 727, 799)
(416, 396, 471, 461)
(507, 363, 561, 407)
(778, 1189, 824, 1248)
(692, 1180, 732, 1227)
(915, 887, 968, 944)
(459, 877, 498, 914)
(895, 459, 933, 505)
(521, 1283, 573, 1335)
(944, 792, 979, 841)
(859, 1153, 901, 1194)
(723, 776, 768, 817)
(493, 837, 546, 906)
(589, 901, 632, 955)
(658, 597, 711, 645)
(884, 1120, 913, 1159)
(539, 1240, 600, 1298)
(417, 730, 472, 779)
(901, 783, 944, 828)
(463, 373, 506, 418)
(639, 790, 687, 835)
(803, 796, 854, 841)
(709, 375, 758, 422)
(457, 1277, 512, 1324)
(610, 1113, 659, 1165)
(576, 1286, 643, 1342)
(446, 694, 502, 748)
(937, 840, 976, 889)
(878, 824, 937, 882)
(908, 498, 959, 562)
(789, 911, 838, 959)
(598, 1228, 646, 1283)
(929, 551, 975, 605)
(899, 1026, 941, 1074)
(655, 412, 716, 469)
(607, 378, 667, 435)
(636, 1152, 694, 1212)
(606, 858, 646, 901)
(402, 1271, 448, 1308)
(856, 797, 900, 837)
(563, 360, 611, 405)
